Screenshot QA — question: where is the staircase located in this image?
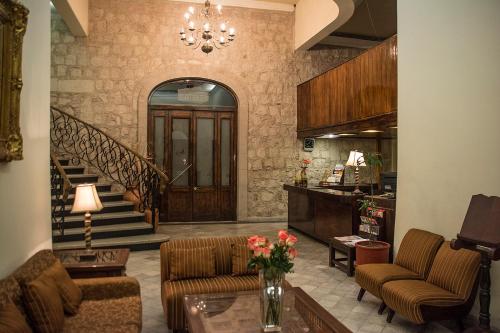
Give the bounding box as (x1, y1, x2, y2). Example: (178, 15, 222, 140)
(51, 156, 169, 251)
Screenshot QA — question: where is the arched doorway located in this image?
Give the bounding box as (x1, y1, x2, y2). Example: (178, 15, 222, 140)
(148, 78, 237, 222)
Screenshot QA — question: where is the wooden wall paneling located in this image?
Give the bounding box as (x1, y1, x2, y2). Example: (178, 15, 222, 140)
(309, 75, 330, 128)
(297, 81, 311, 130)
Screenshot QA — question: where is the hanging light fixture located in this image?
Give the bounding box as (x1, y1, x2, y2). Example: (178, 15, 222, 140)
(179, 1, 236, 54)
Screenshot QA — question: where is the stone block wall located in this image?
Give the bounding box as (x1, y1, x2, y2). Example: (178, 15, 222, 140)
(50, 0, 365, 219)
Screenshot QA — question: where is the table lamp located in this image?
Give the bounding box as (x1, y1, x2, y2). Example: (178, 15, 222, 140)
(71, 184, 103, 252)
(345, 150, 366, 194)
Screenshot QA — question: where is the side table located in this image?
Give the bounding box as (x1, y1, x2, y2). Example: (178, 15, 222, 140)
(53, 248, 130, 279)
(329, 237, 356, 277)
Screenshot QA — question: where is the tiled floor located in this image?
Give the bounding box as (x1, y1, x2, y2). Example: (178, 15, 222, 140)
(127, 222, 465, 333)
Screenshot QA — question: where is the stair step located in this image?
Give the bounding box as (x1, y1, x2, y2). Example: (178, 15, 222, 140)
(52, 183, 112, 195)
(52, 233, 170, 251)
(62, 166, 85, 174)
(53, 222, 153, 242)
(54, 201, 136, 217)
(58, 211, 145, 228)
(58, 159, 70, 166)
(51, 191, 124, 205)
(67, 174, 99, 184)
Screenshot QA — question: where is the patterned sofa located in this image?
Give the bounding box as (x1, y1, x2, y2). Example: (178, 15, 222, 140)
(160, 236, 261, 332)
(0, 250, 142, 333)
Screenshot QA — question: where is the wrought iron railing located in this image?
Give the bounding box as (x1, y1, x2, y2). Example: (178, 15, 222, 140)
(50, 152, 71, 236)
(50, 107, 168, 230)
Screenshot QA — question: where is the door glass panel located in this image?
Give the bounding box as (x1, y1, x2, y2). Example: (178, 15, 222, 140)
(154, 117, 165, 169)
(196, 118, 214, 186)
(172, 118, 190, 186)
(221, 119, 231, 186)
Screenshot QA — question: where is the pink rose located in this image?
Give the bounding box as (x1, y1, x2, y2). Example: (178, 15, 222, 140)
(262, 247, 271, 258)
(278, 230, 288, 241)
(286, 234, 298, 246)
(268, 243, 275, 250)
(256, 236, 267, 247)
(254, 247, 263, 257)
(288, 248, 298, 259)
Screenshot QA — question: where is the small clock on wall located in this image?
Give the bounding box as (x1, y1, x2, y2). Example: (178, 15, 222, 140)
(303, 138, 315, 152)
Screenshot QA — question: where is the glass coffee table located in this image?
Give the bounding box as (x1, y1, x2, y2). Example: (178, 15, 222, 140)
(183, 287, 352, 333)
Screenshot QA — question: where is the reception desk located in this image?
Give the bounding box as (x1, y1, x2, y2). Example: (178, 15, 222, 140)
(284, 184, 364, 244)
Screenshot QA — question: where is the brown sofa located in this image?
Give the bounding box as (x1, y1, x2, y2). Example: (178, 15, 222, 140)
(0, 250, 142, 333)
(160, 236, 261, 332)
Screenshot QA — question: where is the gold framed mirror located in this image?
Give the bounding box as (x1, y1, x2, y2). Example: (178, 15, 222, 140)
(0, 0, 28, 162)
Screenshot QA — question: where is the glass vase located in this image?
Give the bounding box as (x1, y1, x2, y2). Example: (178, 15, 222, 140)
(259, 268, 285, 332)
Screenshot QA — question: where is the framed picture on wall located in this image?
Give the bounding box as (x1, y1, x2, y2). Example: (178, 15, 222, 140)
(0, 0, 29, 162)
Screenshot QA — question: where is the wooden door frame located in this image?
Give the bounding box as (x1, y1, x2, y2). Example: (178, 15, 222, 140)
(146, 79, 238, 222)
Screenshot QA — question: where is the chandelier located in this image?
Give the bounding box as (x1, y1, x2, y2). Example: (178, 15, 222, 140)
(179, 1, 236, 54)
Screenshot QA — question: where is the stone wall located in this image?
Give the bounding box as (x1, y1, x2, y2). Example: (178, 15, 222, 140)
(50, 0, 362, 219)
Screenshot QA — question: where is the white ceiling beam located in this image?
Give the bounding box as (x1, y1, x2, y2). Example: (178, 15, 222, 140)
(168, 0, 295, 12)
(51, 0, 89, 37)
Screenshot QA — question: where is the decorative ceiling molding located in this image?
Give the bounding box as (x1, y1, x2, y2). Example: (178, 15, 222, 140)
(167, 0, 295, 12)
(295, 0, 356, 51)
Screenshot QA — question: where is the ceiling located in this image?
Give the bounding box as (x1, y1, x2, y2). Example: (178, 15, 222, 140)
(318, 0, 396, 49)
(259, 0, 297, 4)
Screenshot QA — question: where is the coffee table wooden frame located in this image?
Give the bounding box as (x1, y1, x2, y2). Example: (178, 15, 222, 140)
(54, 248, 130, 278)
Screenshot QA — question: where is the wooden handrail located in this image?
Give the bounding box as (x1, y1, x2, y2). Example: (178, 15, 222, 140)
(50, 151, 71, 201)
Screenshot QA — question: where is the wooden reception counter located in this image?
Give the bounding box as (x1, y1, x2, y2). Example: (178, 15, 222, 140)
(284, 184, 364, 244)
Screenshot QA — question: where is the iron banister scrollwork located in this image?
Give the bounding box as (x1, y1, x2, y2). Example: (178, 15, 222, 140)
(0, 0, 29, 162)
(50, 152, 71, 236)
(50, 107, 169, 229)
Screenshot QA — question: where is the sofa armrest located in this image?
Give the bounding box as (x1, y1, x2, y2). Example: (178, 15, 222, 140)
(74, 276, 141, 301)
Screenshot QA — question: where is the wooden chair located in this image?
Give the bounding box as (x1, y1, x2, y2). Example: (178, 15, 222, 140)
(355, 228, 444, 314)
(381, 242, 480, 327)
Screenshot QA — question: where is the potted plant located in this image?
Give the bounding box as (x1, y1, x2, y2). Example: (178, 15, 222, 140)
(247, 230, 298, 332)
(355, 152, 391, 265)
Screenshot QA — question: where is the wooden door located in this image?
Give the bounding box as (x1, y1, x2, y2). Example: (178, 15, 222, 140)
(148, 108, 236, 222)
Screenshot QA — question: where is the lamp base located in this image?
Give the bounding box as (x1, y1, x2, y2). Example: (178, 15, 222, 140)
(352, 188, 364, 195)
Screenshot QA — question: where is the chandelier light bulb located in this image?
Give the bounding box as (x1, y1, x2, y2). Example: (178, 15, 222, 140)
(180, 1, 235, 54)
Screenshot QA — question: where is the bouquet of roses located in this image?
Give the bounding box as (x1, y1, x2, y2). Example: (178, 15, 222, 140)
(247, 230, 298, 273)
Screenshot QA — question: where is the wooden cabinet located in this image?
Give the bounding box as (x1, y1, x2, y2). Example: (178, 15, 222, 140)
(297, 36, 397, 136)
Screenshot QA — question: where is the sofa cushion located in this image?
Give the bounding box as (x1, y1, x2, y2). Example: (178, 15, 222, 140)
(231, 244, 257, 276)
(161, 236, 249, 280)
(0, 276, 25, 320)
(13, 250, 57, 285)
(42, 260, 82, 315)
(426, 242, 480, 300)
(355, 263, 421, 298)
(170, 246, 216, 281)
(162, 274, 259, 330)
(0, 299, 32, 333)
(62, 296, 142, 333)
(23, 273, 65, 333)
(394, 229, 444, 279)
(381, 279, 464, 324)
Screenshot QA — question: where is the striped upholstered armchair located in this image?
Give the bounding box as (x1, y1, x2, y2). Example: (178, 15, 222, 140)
(355, 228, 444, 313)
(160, 236, 261, 332)
(382, 241, 480, 326)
